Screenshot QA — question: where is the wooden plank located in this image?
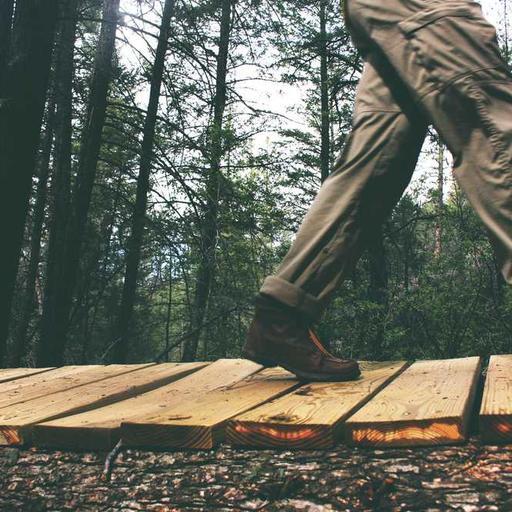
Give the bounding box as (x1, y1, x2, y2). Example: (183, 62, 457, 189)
(0, 362, 204, 446)
(122, 367, 299, 450)
(0, 365, 121, 408)
(345, 357, 482, 447)
(0, 367, 54, 384)
(32, 359, 256, 450)
(227, 361, 408, 449)
(480, 354, 512, 443)
(0, 365, 153, 403)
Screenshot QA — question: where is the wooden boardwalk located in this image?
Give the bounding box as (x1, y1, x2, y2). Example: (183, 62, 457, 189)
(0, 356, 510, 450)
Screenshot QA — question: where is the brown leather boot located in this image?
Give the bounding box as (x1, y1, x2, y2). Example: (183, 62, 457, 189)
(242, 293, 361, 381)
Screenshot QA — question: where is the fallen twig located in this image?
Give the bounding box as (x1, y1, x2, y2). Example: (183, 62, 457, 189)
(102, 439, 123, 482)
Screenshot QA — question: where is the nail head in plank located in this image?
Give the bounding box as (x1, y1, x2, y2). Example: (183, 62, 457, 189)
(0, 363, 197, 446)
(0, 367, 55, 384)
(480, 354, 512, 443)
(345, 357, 482, 447)
(122, 367, 299, 450)
(31, 359, 257, 450)
(227, 361, 408, 449)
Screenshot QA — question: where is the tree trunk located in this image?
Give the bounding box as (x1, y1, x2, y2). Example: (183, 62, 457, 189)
(165, 252, 173, 362)
(503, 0, 510, 62)
(367, 224, 388, 358)
(37, 0, 120, 367)
(112, 0, 175, 363)
(181, 0, 232, 362)
(0, 0, 58, 366)
(319, 0, 330, 183)
(36, 0, 79, 366)
(10, 84, 57, 366)
(434, 141, 444, 257)
(0, 0, 14, 93)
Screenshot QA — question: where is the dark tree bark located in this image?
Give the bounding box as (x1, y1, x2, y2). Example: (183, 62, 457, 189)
(164, 253, 174, 362)
(319, 0, 330, 183)
(0, 0, 58, 365)
(434, 141, 444, 257)
(182, 0, 232, 362)
(36, 0, 79, 365)
(112, 0, 175, 363)
(367, 224, 388, 357)
(502, 0, 510, 62)
(37, 0, 120, 367)
(0, 0, 14, 92)
(10, 84, 57, 366)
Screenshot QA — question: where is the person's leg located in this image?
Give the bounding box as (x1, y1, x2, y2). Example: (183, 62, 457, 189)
(260, 52, 429, 322)
(243, 3, 428, 381)
(348, 0, 512, 282)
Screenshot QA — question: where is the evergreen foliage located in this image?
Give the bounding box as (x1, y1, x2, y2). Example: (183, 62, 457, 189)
(1, 0, 511, 366)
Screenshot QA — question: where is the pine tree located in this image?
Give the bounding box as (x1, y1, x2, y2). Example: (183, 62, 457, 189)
(0, 0, 59, 365)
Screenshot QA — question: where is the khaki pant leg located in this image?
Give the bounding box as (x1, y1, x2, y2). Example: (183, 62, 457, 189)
(350, 0, 512, 283)
(260, 54, 428, 321)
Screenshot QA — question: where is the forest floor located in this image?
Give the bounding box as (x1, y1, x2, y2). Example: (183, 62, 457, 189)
(1, 438, 511, 511)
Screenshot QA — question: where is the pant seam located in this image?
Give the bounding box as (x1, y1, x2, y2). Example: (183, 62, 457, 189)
(415, 66, 509, 103)
(356, 108, 402, 114)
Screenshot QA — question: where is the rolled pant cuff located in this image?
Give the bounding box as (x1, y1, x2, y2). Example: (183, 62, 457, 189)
(260, 276, 323, 322)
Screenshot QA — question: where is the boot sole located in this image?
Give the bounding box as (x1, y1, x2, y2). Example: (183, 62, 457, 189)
(242, 349, 361, 382)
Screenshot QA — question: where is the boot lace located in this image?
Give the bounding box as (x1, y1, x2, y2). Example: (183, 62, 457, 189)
(307, 328, 334, 357)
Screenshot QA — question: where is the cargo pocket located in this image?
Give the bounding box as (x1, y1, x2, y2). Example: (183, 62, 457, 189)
(396, 2, 505, 98)
(462, 77, 512, 169)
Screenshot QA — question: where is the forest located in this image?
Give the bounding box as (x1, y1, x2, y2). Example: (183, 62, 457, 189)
(0, 0, 511, 369)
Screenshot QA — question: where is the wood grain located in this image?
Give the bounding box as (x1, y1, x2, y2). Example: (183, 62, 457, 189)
(0, 367, 54, 384)
(227, 361, 408, 449)
(345, 357, 482, 447)
(479, 354, 512, 443)
(0, 363, 203, 446)
(32, 359, 257, 450)
(122, 367, 299, 449)
(0, 365, 135, 408)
